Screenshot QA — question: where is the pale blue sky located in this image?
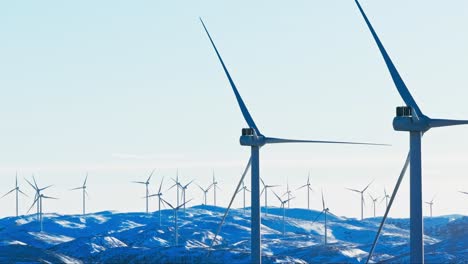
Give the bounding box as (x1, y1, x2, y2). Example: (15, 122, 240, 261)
(0, 0, 467, 218)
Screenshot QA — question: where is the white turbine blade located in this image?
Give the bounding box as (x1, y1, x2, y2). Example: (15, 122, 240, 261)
(160, 198, 174, 209)
(260, 177, 266, 187)
(27, 196, 40, 213)
(39, 185, 53, 192)
(312, 210, 325, 223)
(321, 190, 325, 210)
(1, 188, 16, 198)
(158, 176, 165, 193)
(459, 191, 468, 195)
(42, 195, 58, 200)
(18, 189, 29, 197)
(167, 183, 178, 191)
(365, 152, 410, 264)
(260, 187, 265, 196)
(83, 173, 88, 187)
(25, 178, 37, 191)
(362, 179, 374, 193)
(346, 188, 361, 193)
(185, 180, 195, 188)
(272, 191, 282, 203)
(177, 198, 193, 210)
(70, 186, 84, 191)
(133, 181, 146, 185)
(264, 137, 389, 146)
(209, 157, 251, 249)
(296, 184, 308, 190)
(284, 197, 295, 203)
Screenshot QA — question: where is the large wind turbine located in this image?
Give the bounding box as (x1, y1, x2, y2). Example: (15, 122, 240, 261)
(369, 194, 380, 217)
(133, 169, 155, 214)
(297, 172, 314, 210)
(272, 191, 294, 237)
(354, 1, 468, 263)
(346, 180, 373, 220)
(425, 196, 435, 218)
(71, 173, 89, 215)
(161, 198, 192, 246)
(148, 177, 165, 226)
(312, 190, 336, 245)
(283, 179, 293, 208)
(168, 172, 182, 207)
(26, 181, 57, 232)
(382, 188, 390, 208)
(260, 177, 278, 216)
(180, 180, 194, 214)
(197, 183, 212, 205)
(1, 173, 28, 217)
(200, 18, 386, 264)
(25, 176, 52, 221)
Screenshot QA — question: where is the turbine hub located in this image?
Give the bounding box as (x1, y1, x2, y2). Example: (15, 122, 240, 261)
(240, 128, 266, 147)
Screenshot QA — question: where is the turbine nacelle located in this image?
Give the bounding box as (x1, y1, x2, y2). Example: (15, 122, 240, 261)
(240, 128, 266, 147)
(393, 106, 430, 132)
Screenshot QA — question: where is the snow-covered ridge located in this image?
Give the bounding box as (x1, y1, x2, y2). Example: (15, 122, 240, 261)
(0, 205, 466, 263)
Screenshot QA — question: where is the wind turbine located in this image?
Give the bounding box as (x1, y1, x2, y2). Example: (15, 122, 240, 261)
(1, 173, 28, 217)
(197, 183, 212, 205)
(200, 18, 387, 264)
(168, 172, 183, 208)
(212, 171, 220, 206)
(237, 180, 251, 213)
(26, 182, 57, 232)
(312, 190, 336, 245)
(354, 1, 468, 263)
(425, 196, 435, 218)
(71, 173, 89, 215)
(283, 179, 293, 208)
(260, 177, 279, 216)
(133, 169, 155, 214)
(297, 172, 314, 210)
(25, 176, 52, 221)
(382, 188, 390, 208)
(346, 180, 373, 220)
(148, 177, 165, 226)
(160, 198, 192, 246)
(180, 180, 194, 214)
(369, 194, 380, 217)
(272, 191, 294, 237)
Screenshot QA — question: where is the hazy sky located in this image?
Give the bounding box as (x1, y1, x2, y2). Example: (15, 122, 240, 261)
(0, 0, 467, 219)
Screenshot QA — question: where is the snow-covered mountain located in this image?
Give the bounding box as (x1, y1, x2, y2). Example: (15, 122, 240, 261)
(0, 205, 466, 263)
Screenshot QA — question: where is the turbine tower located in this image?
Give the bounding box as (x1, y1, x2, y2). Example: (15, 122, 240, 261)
(161, 198, 192, 246)
(26, 181, 57, 232)
(1, 173, 28, 217)
(354, 1, 468, 263)
(197, 183, 212, 205)
(148, 176, 165, 226)
(297, 172, 314, 210)
(26, 176, 52, 221)
(346, 180, 373, 220)
(312, 190, 336, 245)
(133, 169, 155, 214)
(272, 191, 294, 237)
(260, 177, 279, 216)
(237, 180, 251, 213)
(200, 18, 387, 264)
(180, 180, 194, 214)
(369, 194, 380, 217)
(168, 173, 183, 208)
(283, 179, 293, 208)
(382, 188, 390, 208)
(71, 173, 89, 215)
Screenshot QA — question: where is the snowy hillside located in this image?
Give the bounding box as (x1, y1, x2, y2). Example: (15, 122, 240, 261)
(0, 206, 466, 263)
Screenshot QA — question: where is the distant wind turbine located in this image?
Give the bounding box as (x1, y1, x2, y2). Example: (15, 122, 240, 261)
(133, 169, 155, 214)
(212, 172, 220, 206)
(346, 180, 373, 220)
(71, 173, 89, 215)
(425, 196, 436, 218)
(161, 198, 192, 246)
(237, 181, 251, 214)
(200, 18, 387, 264)
(25, 176, 52, 221)
(297, 172, 314, 210)
(197, 183, 212, 205)
(369, 194, 380, 217)
(148, 176, 165, 226)
(382, 188, 390, 208)
(283, 179, 293, 208)
(272, 191, 294, 237)
(180, 180, 194, 214)
(354, 1, 468, 262)
(260, 177, 279, 216)
(312, 190, 336, 245)
(1, 173, 28, 217)
(26, 180, 57, 232)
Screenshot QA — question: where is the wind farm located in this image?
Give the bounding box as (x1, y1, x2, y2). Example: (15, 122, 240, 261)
(0, 0, 467, 263)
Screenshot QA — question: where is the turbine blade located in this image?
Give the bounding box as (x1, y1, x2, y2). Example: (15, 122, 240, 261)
(264, 137, 389, 146)
(147, 168, 155, 183)
(25, 178, 37, 191)
(158, 176, 165, 193)
(260, 177, 266, 187)
(209, 157, 251, 249)
(260, 187, 265, 196)
(346, 188, 361, 193)
(296, 184, 308, 190)
(42, 195, 58, 200)
(459, 191, 468, 195)
(312, 210, 325, 223)
(428, 118, 468, 128)
(39, 185, 53, 191)
(133, 181, 146, 185)
(354, 0, 424, 119)
(70, 187, 83, 191)
(200, 18, 261, 135)
(272, 191, 282, 203)
(160, 198, 174, 209)
(321, 190, 325, 210)
(177, 198, 193, 210)
(365, 151, 410, 264)
(1, 188, 16, 198)
(167, 183, 178, 191)
(83, 173, 88, 187)
(362, 179, 374, 193)
(18, 189, 29, 197)
(27, 196, 40, 213)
